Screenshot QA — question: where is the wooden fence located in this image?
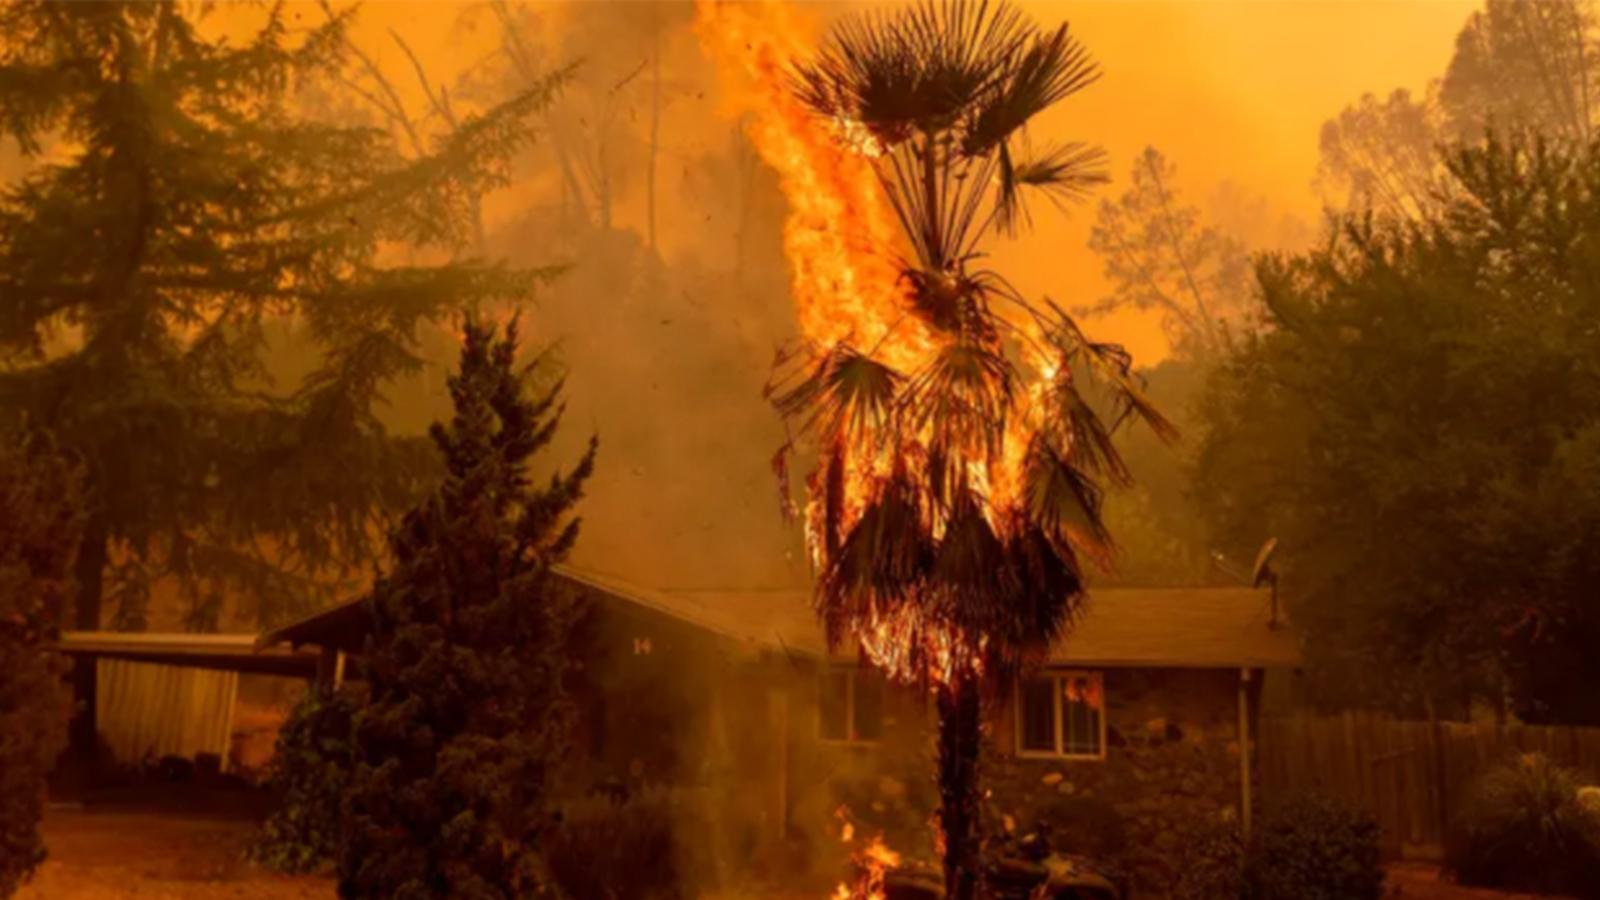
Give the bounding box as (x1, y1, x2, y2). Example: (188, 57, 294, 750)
(1258, 713, 1600, 859)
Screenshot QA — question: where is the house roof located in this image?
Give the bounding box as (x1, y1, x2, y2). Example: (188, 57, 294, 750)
(662, 585, 1300, 669)
(257, 566, 1301, 670)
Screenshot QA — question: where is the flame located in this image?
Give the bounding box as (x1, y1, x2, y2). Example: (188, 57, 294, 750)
(829, 806, 902, 900)
(694, 0, 932, 372)
(698, 0, 1063, 687)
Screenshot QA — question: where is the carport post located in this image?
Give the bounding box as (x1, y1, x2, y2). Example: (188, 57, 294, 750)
(1239, 667, 1253, 837)
(315, 645, 344, 693)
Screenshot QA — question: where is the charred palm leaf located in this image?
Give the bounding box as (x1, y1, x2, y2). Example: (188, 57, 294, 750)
(1039, 371, 1132, 487)
(961, 21, 1099, 157)
(929, 493, 1016, 632)
(1043, 303, 1179, 441)
(771, 344, 904, 448)
(995, 140, 1108, 235)
(905, 338, 1015, 469)
(793, 0, 1030, 146)
(819, 472, 934, 646)
(1022, 433, 1113, 566)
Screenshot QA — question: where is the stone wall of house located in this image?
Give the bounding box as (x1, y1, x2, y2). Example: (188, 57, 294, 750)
(985, 667, 1256, 898)
(778, 664, 1262, 898)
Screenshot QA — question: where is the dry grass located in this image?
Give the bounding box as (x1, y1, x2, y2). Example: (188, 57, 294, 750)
(18, 807, 331, 899)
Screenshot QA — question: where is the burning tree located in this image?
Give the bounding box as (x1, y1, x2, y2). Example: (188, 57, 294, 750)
(700, 2, 1172, 897)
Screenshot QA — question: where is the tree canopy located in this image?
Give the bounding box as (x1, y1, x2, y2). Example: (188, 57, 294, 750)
(0, 1, 563, 630)
(1318, 0, 1600, 220)
(1196, 133, 1600, 724)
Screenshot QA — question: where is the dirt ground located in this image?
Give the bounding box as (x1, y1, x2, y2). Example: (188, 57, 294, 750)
(18, 807, 331, 899)
(1384, 863, 1577, 900)
(16, 807, 1574, 900)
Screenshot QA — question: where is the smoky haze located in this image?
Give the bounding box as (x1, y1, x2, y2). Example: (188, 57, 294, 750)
(191, 0, 1473, 596)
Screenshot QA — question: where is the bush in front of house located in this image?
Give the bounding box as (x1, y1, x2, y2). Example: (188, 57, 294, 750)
(546, 790, 688, 900)
(0, 428, 81, 899)
(249, 686, 363, 874)
(1172, 815, 1245, 900)
(1445, 754, 1600, 899)
(1244, 794, 1383, 900)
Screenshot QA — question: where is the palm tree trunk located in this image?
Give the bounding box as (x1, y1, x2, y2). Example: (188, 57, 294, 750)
(936, 670, 983, 900)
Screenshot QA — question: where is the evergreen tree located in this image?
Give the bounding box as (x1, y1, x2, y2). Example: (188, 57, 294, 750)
(1196, 134, 1600, 723)
(339, 317, 595, 899)
(0, 2, 565, 633)
(0, 426, 80, 898)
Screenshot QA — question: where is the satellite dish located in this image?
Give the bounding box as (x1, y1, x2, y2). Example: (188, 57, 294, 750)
(1251, 537, 1279, 588)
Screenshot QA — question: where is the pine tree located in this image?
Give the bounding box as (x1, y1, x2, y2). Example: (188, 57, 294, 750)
(339, 317, 595, 899)
(0, 426, 80, 898)
(0, 2, 566, 633)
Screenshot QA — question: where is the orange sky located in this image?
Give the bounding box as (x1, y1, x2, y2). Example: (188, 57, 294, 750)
(323, 0, 1475, 361)
(994, 0, 1477, 360)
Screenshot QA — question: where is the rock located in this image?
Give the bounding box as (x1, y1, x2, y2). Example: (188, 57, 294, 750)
(1041, 772, 1064, 786)
(1144, 718, 1168, 739)
(1578, 785, 1600, 818)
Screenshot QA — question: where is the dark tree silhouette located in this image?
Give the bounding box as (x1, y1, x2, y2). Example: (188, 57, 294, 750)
(0, 1, 564, 636)
(0, 426, 80, 898)
(339, 317, 595, 899)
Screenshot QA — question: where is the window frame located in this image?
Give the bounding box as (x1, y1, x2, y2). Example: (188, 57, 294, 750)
(817, 665, 885, 745)
(1013, 669, 1108, 762)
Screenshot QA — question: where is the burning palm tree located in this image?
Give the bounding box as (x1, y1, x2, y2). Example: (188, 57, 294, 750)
(701, 2, 1172, 897)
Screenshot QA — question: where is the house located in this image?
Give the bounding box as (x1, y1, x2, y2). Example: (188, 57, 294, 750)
(256, 565, 1300, 897)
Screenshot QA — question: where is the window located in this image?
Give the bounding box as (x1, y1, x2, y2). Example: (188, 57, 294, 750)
(1015, 670, 1105, 759)
(819, 666, 885, 743)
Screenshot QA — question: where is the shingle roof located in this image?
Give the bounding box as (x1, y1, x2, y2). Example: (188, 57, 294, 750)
(258, 566, 1302, 670)
(661, 584, 1302, 669)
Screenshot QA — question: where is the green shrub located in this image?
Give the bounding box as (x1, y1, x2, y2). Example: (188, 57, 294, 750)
(1245, 794, 1382, 900)
(249, 686, 362, 874)
(1173, 815, 1245, 900)
(1445, 754, 1600, 899)
(0, 429, 80, 899)
(546, 791, 686, 900)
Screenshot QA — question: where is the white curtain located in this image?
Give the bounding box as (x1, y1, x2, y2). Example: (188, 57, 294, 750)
(95, 659, 239, 766)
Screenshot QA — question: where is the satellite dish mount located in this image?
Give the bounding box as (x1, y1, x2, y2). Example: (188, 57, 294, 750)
(1251, 538, 1280, 629)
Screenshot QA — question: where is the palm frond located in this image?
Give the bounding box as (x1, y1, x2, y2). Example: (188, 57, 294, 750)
(819, 472, 934, 643)
(1022, 434, 1113, 566)
(770, 344, 904, 447)
(1044, 303, 1180, 442)
(793, 0, 1032, 146)
(996, 141, 1109, 235)
(905, 338, 1016, 465)
(1042, 374, 1132, 487)
(962, 22, 1099, 157)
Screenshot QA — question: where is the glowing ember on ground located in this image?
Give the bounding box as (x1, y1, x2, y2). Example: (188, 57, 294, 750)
(829, 807, 902, 900)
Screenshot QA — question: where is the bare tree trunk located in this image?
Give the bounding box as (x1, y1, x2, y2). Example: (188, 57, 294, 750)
(936, 671, 983, 900)
(68, 515, 107, 755)
(647, 15, 662, 254)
